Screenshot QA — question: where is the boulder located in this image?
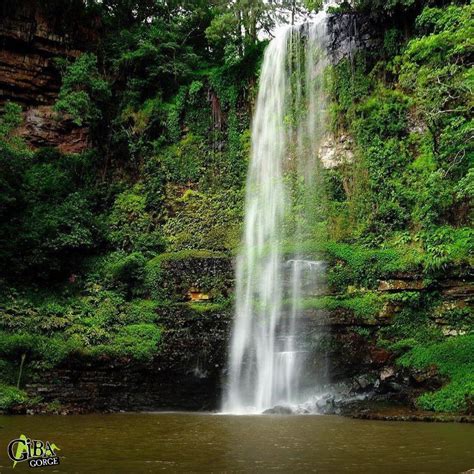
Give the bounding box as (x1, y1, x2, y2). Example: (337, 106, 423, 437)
(262, 405, 294, 415)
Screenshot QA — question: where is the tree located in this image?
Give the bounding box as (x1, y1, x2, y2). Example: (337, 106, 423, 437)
(55, 53, 111, 126)
(206, 0, 310, 57)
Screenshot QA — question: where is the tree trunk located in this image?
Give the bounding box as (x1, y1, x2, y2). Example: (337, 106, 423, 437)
(17, 353, 26, 389)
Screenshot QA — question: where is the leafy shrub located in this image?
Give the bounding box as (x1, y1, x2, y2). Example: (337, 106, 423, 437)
(107, 185, 165, 254)
(421, 227, 473, 272)
(438, 306, 474, 333)
(0, 287, 163, 370)
(21, 192, 97, 263)
(0, 102, 23, 138)
(92, 324, 161, 361)
(55, 53, 111, 126)
(157, 134, 206, 184)
(0, 385, 27, 411)
(398, 335, 474, 412)
(379, 299, 442, 351)
(299, 292, 384, 320)
(0, 141, 101, 279)
(353, 90, 410, 141)
(0, 332, 82, 369)
(103, 252, 147, 296)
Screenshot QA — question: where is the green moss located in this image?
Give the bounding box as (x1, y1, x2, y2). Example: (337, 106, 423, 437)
(146, 250, 225, 299)
(157, 134, 207, 184)
(298, 291, 384, 320)
(107, 184, 165, 255)
(145, 249, 231, 302)
(327, 242, 420, 287)
(187, 301, 231, 313)
(149, 249, 227, 264)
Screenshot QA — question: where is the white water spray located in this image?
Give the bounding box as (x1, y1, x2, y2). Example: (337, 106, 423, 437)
(223, 13, 329, 415)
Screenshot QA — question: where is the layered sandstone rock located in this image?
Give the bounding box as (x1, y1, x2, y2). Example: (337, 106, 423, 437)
(0, 0, 96, 151)
(16, 105, 90, 153)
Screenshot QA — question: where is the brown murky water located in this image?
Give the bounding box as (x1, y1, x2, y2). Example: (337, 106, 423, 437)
(0, 413, 472, 473)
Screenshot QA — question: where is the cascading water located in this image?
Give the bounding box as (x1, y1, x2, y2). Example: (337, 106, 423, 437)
(223, 12, 330, 415)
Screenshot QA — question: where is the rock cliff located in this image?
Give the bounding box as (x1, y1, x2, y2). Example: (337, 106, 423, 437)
(0, 0, 96, 152)
(20, 253, 473, 414)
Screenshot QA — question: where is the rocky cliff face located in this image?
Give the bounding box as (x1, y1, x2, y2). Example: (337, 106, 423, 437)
(319, 11, 387, 170)
(326, 12, 385, 64)
(0, 0, 95, 152)
(308, 273, 473, 414)
(23, 256, 234, 413)
(21, 253, 473, 414)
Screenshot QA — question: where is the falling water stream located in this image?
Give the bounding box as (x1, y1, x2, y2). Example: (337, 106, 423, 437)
(223, 12, 330, 414)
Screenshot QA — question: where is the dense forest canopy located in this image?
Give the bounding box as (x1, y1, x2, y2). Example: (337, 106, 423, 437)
(0, 0, 472, 413)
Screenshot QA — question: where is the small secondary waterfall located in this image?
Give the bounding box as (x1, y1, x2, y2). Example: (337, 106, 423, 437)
(223, 13, 330, 414)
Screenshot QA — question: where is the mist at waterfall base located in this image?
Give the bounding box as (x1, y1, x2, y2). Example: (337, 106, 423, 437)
(223, 14, 332, 415)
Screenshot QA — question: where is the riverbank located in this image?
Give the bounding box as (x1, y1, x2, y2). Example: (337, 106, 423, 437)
(340, 401, 474, 423)
(4, 398, 474, 424)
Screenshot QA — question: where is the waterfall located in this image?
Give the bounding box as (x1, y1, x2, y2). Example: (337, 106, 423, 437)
(223, 14, 329, 415)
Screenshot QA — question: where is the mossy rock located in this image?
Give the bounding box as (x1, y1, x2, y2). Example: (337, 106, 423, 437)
(146, 250, 234, 302)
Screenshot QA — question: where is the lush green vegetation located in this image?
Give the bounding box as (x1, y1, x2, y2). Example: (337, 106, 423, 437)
(297, 292, 384, 321)
(323, 1, 473, 412)
(0, 385, 28, 411)
(0, 0, 294, 409)
(399, 335, 474, 412)
(0, 0, 472, 412)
